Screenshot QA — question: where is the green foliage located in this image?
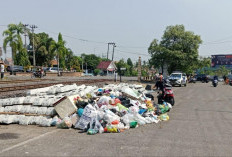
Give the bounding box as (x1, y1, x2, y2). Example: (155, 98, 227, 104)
(2, 23, 24, 63)
(94, 69, 101, 76)
(28, 32, 55, 66)
(49, 33, 66, 70)
(149, 25, 202, 74)
(81, 54, 101, 70)
(216, 66, 230, 76)
(15, 48, 31, 66)
(70, 56, 81, 72)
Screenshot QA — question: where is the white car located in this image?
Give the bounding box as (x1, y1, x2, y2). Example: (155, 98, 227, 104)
(168, 73, 187, 87)
(46, 67, 61, 73)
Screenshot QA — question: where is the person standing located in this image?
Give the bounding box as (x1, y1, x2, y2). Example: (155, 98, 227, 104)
(0, 62, 4, 80)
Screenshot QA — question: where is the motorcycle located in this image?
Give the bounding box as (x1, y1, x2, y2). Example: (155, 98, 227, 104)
(212, 79, 218, 87)
(157, 82, 175, 106)
(31, 71, 43, 78)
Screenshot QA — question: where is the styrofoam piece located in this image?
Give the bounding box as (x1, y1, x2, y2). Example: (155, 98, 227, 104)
(54, 95, 78, 119)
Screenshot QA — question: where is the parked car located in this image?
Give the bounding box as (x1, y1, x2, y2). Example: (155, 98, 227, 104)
(46, 67, 62, 73)
(195, 74, 210, 82)
(168, 72, 187, 87)
(6, 65, 24, 72)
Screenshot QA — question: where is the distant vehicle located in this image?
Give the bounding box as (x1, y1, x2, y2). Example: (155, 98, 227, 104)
(228, 75, 232, 86)
(168, 72, 187, 87)
(195, 74, 210, 82)
(46, 67, 62, 73)
(84, 73, 94, 76)
(189, 76, 197, 83)
(7, 65, 24, 72)
(218, 77, 224, 82)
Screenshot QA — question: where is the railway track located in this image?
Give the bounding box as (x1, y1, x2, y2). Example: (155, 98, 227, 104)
(0, 79, 54, 84)
(0, 79, 113, 93)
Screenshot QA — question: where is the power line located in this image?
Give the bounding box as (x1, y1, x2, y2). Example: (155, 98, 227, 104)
(37, 27, 108, 45)
(115, 49, 150, 56)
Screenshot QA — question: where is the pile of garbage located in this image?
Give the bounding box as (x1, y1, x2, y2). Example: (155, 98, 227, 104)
(0, 83, 172, 134)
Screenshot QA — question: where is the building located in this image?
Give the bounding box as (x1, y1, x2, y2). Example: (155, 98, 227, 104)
(50, 60, 58, 67)
(96, 61, 117, 75)
(211, 54, 232, 68)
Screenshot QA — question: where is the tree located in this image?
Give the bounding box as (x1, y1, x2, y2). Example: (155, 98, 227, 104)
(70, 56, 81, 72)
(127, 58, 133, 75)
(16, 48, 31, 66)
(2, 23, 24, 64)
(149, 25, 202, 74)
(216, 66, 229, 76)
(81, 54, 101, 71)
(50, 33, 66, 74)
(28, 32, 55, 66)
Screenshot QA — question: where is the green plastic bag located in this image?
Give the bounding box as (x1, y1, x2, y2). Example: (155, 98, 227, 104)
(130, 121, 138, 128)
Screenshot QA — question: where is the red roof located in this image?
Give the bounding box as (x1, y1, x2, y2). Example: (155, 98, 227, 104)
(97, 61, 112, 70)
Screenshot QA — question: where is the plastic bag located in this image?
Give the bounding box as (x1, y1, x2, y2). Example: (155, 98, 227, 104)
(19, 116, 32, 125)
(103, 109, 120, 123)
(51, 116, 61, 126)
(104, 125, 120, 133)
(75, 104, 97, 130)
(37, 107, 47, 115)
(57, 117, 72, 129)
(87, 117, 104, 134)
(159, 113, 169, 121)
(117, 103, 128, 112)
(130, 121, 138, 128)
(39, 117, 52, 127)
(46, 107, 56, 116)
(97, 96, 110, 108)
(70, 113, 79, 126)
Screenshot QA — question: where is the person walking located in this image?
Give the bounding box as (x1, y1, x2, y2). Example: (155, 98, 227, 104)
(0, 62, 4, 80)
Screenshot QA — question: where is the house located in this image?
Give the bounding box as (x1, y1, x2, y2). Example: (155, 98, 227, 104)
(96, 61, 117, 75)
(50, 59, 58, 67)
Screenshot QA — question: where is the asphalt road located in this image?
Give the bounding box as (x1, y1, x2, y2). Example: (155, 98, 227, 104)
(0, 82, 232, 156)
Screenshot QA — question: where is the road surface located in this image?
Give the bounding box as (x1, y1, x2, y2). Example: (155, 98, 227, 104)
(0, 82, 232, 156)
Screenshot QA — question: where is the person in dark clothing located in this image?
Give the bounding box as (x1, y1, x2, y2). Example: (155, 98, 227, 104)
(214, 75, 218, 80)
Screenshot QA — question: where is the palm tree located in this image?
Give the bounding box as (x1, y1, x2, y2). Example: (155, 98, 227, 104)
(50, 33, 66, 75)
(2, 23, 24, 64)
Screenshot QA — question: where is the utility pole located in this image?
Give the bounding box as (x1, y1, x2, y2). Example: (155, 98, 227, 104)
(85, 62, 87, 74)
(111, 43, 116, 61)
(30, 25, 37, 67)
(138, 56, 142, 82)
(107, 42, 116, 60)
(107, 43, 109, 59)
(23, 24, 29, 49)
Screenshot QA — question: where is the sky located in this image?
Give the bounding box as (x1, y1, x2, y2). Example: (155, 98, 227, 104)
(1, 0, 232, 63)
